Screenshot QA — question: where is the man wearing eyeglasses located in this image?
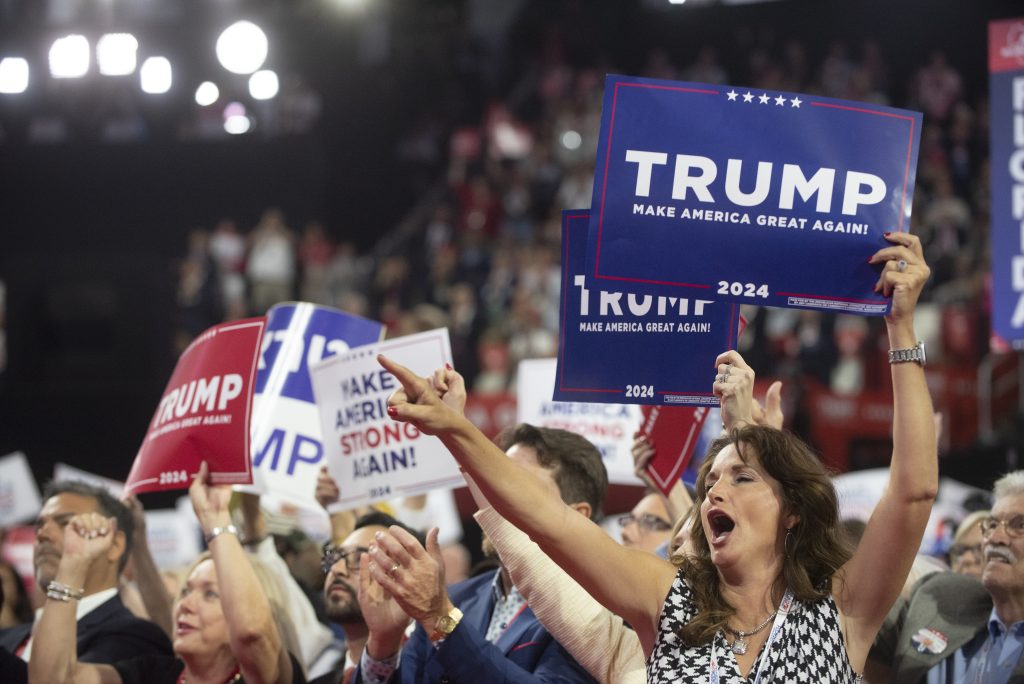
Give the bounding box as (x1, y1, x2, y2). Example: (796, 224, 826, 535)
(312, 511, 423, 684)
(618, 492, 674, 555)
(867, 470, 1024, 682)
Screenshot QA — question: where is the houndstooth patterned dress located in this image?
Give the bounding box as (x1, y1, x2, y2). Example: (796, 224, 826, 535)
(647, 570, 861, 683)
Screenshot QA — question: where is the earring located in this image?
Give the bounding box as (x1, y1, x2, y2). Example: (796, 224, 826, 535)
(784, 529, 795, 558)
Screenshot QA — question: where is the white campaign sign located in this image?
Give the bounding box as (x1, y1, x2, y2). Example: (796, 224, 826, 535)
(311, 328, 462, 509)
(0, 452, 42, 526)
(516, 359, 643, 485)
(54, 462, 125, 498)
(834, 469, 990, 553)
(244, 303, 385, 511)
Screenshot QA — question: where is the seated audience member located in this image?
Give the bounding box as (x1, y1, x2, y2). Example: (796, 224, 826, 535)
(313, 511, 422, 684)
(378, 233, 935, 681)
(868, 473, 1024, 682)
(355, 424, 605, 683)
(28, 462, 304, 684)
(948, 509, 988, 579)
(0, 481, 172, 684)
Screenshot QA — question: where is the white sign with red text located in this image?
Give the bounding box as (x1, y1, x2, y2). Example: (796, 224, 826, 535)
(517, 358, 643, 485)
(311, 328, 461, 509)
(0, 452, 41, 526)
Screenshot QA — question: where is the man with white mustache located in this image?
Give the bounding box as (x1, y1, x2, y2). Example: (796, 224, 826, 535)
(867, 470, 1024, 682)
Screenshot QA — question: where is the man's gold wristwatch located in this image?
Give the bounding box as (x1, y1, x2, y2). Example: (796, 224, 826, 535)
(428, 605, 463, 643)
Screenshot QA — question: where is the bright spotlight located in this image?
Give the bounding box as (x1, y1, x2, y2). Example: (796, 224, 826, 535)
(223, 101, 251, 134)
(49, 35, 90, 79)
(216, 21, 268, 75)
(97, 33, 138, 76)
(195, 81, 220, 106)
(248, 70, 279, 100)
(140, 57, 172, 94)
(560, 130, 582, 151)
(0, 58, 29, 94)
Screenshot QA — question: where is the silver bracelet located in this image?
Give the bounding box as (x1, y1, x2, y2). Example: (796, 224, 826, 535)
(46, 580, 85, 602)
(204, 524, 239, 545)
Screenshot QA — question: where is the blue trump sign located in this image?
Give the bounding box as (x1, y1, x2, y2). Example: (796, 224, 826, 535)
(587, 74, 922, 315)
(556, 210, 739, 406)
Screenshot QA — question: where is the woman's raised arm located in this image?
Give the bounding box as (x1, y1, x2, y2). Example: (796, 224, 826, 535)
(836, 232, 937, 665)
(379, 356, 677, 653)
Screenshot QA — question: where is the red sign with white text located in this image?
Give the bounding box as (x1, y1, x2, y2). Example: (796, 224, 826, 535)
(638, 404, 709, 497)
(125, 318, 265, 495)
(989, 18, 1024, 73)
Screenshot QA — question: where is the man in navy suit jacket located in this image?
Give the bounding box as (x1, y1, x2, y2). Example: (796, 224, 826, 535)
(0, 481, 172, 683)
(356, 424, 606, 683)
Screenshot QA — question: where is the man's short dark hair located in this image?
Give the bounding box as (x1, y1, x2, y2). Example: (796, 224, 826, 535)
(41, 480, 134, 573)
(353, 511, 426, 547)
(496, 423, 608, 520)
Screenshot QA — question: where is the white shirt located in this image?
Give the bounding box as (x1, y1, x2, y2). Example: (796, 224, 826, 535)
(20, 587, 119, 661)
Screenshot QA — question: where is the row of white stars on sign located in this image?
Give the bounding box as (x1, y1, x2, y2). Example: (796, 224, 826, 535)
(726, 90, 803, 107)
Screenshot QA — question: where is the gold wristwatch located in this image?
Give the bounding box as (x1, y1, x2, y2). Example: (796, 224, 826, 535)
(428, 605, 463, 643)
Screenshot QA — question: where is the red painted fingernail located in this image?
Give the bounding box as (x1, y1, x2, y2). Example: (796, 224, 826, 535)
(867, 257, 873, 263)
(387, 406, 398, 418)
(445, 363, 453, 370)
(883, 231, 892, 236)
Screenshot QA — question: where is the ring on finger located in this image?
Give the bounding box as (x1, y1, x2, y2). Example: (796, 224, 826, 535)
(896, 259, 908, 273)
(388, 562, 399, 577)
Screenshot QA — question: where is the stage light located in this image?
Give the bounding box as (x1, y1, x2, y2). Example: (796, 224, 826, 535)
(97, 33, 139, 76)
(560, 130, 582, 151)
(249, 70, 278, 100)
(0, 58, 29, 94)
(140, 57, 172, 94)
(216, 21, 268, 75)
(223, 101, 251, 134)
(49, 35, 90, 79)
(195, 81, 220, 106)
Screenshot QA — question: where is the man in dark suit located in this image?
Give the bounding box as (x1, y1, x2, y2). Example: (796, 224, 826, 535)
(868, 470, 1024, 683)
(0, 480, 172, 682)
(355, 424, 605, 683)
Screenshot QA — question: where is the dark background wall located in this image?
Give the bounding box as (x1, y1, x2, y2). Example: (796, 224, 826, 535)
(0, 0, 1020, 495)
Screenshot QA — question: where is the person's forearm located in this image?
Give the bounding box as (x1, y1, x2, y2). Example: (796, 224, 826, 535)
(131, 540, 174, 638)
(437, 415, 567, 548)
(209, 528, 284, 680)
(886, 319, 938, 505)
(27, 560, 88, 683)
(664, 481, 693, 524)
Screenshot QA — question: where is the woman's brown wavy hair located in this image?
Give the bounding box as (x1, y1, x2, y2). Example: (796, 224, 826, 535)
(677, 424, 853, 646)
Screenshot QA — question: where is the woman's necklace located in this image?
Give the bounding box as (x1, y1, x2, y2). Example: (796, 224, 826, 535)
(724, 610, 778, 655)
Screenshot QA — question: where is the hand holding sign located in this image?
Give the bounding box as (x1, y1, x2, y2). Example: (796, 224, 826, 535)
(189, 461, 233, 535)
(869, 232, 930, 324)
(713, 351, 756, 431)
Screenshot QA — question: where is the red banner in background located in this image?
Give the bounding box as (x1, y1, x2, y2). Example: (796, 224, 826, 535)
(989, 18, 1024, 73)
(125, 318, 265, 495)
(638, 405, 709, 498)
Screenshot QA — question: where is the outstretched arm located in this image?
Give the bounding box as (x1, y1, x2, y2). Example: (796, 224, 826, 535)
(124, 495, 174, 639)
(378, 356, 676, 654)
(837, 233, 937, 665)
(190, 462, 293, 684)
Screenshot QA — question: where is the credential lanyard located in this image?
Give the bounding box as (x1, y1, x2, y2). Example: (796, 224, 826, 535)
(708, 588, 794, 684)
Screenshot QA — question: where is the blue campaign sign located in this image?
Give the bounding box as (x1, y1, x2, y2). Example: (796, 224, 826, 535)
(255, 302, 385, 402)
(556, 210, 739, 406)
(587, 74, 923, 315)
(989, 19, 1024, 345)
